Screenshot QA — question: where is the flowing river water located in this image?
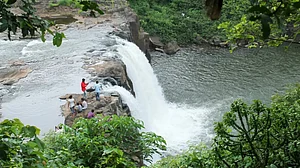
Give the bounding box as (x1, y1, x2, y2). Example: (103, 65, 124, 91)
(1, 25, 300, 159)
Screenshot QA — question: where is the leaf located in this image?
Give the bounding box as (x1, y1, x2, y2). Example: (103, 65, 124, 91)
(6, 0, 17, 5)
(34, 137, 45, 150)
(249, 15, 260, 21)
(41, 30, 46, 42)
(293, 2, 300, 8)
(53, 32, 65, 47)
(0, 23, 8, 32)
(95, 8, 104, 15)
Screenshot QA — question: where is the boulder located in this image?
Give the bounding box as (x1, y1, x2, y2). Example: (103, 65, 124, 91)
(87, 59, 135, 96)
(212, 38, 222, 46)
(194, 35, 209, 44)
(149, 36, 164, 49)
(0, 67, 32, 85)
(164, 41, 180, 55)
(237, 39, 248, 47)
(124, 7, 151, 63)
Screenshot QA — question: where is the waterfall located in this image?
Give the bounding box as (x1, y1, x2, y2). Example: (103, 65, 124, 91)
(105, 39, 216, 155)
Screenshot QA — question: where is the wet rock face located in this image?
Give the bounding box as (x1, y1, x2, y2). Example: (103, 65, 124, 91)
(62, 57, 134, 127)
(87, 59, 135, 96)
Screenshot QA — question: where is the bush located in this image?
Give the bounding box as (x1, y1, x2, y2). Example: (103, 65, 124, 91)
(0, 119, 46, 167)
(0, 115, 166, 168)
(128, 0, 250, 44)
(44, 115, 166, 167)
(152, 85, 300, 168)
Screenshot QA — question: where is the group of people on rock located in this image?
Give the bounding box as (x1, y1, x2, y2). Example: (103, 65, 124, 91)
(67, 96, 88, 118)
(67, 78, 103, 118)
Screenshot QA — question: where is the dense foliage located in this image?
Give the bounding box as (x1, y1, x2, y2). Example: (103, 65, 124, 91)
(152, 85, 300, 168)
(0, 115, 166, 168)
(128, 0, 250, 44)
(0, 0, 103, 46)
(0, 118, 46, 167)
(129, 0, 300, 48)
(218, 0, 300, 50)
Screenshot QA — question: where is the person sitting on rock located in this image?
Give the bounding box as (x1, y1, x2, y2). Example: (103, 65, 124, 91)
(67, 95, 76, 118)
(87, 109, 95, 119)
(75, 102, 83, 113)
(81, 98, 88, 111)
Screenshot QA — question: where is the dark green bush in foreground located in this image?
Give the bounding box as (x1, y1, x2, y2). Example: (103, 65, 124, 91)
(152, 85, 300, 168)
(0, 115, 166, 168)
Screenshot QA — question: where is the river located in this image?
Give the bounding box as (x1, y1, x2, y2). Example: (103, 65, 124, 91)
(152, 45, 300, 106)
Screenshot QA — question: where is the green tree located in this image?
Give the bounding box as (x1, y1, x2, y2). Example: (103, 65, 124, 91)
(0, 115, 166, 167)
(218, 0, 300, 49)
(0, 118, 46, 167)
(152, 85, 300, 168)
(44, 115, 166, 167)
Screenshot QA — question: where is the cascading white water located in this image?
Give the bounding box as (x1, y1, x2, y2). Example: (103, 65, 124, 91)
(105, 39, 218, 154)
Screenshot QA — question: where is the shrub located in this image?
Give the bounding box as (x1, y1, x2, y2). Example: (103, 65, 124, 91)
(152, 85, 300, 168)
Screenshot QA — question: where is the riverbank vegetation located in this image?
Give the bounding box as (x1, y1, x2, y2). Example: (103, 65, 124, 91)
(1, 85, 299, 167)
(128, 0, 250, 44)
(128, 0, 300, 48)
(152, 84, 300, 168)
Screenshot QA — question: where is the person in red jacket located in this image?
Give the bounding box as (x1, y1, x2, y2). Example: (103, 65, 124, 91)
(81, 78, 89, 99)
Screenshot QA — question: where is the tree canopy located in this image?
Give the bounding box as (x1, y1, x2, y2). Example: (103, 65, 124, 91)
(0, 115, 166, 167)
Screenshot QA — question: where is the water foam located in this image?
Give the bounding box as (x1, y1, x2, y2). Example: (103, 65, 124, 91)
(105, 39, 217, 154)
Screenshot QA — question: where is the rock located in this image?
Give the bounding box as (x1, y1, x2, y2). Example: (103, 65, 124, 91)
(213, 38, 222, 46)
(237, 39, 248, 47)
(154, 48, 164, 53)
(3, 80, 16, 86)
(111, 28, 130, 40)
(59, 94, 75, 100)
(150, 36, 164, 49)
(219, 42, 228, 48)
(10, 60, 25, 66)
(62, 93, 129, 127)
(125, 8, 151, 63)
(194, 35, 209, 44)
(87, 59, 135, 95)
(0, 68, 32, 85)
(164, 41, 180, 55)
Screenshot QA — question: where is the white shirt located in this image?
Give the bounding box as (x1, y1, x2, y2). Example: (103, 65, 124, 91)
(82, 100, 88, 110)
(68, 98, 75, 107)
(94, 83, 101, 93)
(75, 104, 82, 112)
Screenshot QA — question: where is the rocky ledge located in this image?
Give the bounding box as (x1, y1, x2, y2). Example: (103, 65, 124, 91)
(0, 61, 31, 86)
(60, 57, 133, 126)
(60, 92, 130, 127)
